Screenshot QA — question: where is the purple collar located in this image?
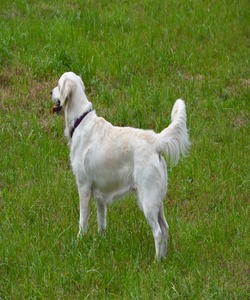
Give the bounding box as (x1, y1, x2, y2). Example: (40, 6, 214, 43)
(70, 109, 92, 138)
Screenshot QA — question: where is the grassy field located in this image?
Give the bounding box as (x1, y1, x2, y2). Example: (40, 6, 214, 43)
(0, 0, 249, 298)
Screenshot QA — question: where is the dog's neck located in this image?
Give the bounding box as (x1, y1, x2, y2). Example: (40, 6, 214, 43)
(64, 91, 92, 141)
(70, 108, 92, 138)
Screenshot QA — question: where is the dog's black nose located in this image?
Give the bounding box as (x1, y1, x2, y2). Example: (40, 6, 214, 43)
(51, 91, 52, 95)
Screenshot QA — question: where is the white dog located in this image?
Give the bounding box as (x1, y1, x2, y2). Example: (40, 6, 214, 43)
(51, 72, 189, 259)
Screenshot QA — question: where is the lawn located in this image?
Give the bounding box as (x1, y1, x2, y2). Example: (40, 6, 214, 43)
(0, 0, 249, 299)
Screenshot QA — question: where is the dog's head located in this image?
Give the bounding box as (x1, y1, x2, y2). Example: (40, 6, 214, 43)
(51, 72, 86, 114)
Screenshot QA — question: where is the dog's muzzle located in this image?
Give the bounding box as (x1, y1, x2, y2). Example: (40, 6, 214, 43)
(52, 101, 62, 114)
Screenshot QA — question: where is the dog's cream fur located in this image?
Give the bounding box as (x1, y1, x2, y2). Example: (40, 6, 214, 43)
(51, 71, 189, 259)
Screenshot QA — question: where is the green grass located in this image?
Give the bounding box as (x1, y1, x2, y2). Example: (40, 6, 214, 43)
(0, 0, 249, 298)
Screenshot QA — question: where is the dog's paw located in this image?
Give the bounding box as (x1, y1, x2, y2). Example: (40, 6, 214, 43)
(77, 230, 83, 239)
(98, 227, 106, 236)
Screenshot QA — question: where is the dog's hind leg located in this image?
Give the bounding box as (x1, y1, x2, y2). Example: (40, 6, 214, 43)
(143, 205, 162, 259)
(137, 176, 166, 259)
(158, 203, 169, 259)
(96, 200, 107, 235)
(77, 185, 91, 237)
(138, 189, 163, 259)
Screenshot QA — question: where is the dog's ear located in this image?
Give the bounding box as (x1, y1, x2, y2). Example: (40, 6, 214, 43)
(78, 76, 85, 92)
(60, 78, 74, 107)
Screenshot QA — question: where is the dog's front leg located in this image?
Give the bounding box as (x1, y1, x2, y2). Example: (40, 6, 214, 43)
(77, 185, 91, 238)
(96, 200, 107, 235)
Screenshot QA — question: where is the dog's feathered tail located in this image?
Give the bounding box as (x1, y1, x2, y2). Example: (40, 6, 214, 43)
(156, 99, 190, 165)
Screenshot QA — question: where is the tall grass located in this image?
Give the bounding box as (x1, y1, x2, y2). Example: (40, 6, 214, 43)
(0, 0, 249, 298)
